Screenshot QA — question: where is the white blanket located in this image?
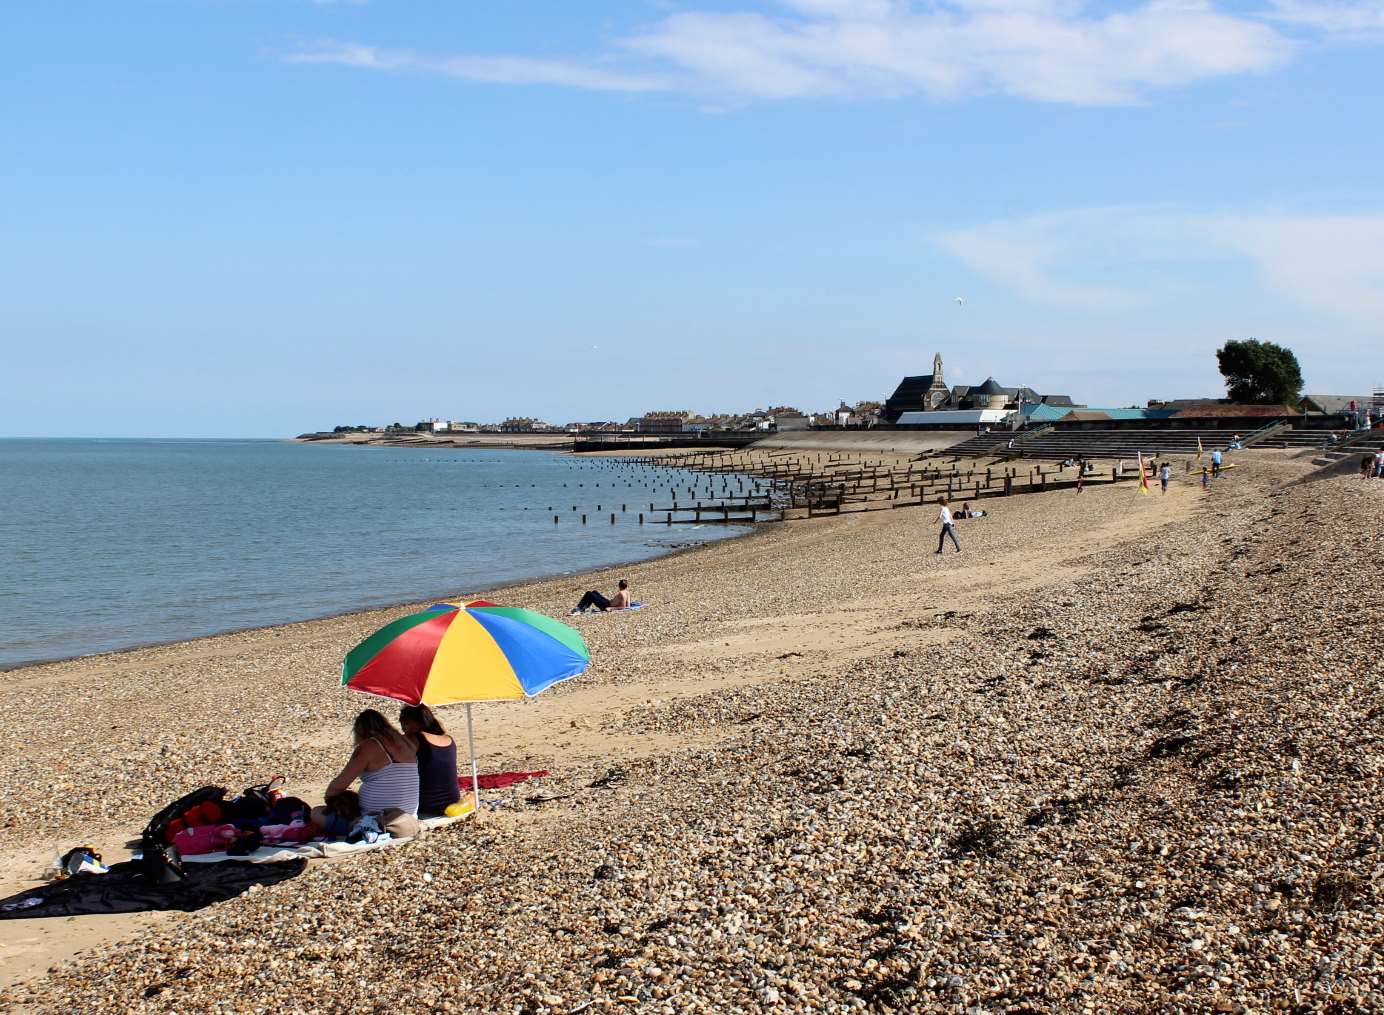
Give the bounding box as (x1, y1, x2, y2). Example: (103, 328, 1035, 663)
(180, 814, 466, 864)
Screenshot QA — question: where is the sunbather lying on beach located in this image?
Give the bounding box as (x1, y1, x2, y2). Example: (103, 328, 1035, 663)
(311, 710, 419, 833)
(570, 579, 631, 614)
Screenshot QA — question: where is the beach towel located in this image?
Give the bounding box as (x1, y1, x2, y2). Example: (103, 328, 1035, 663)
(179, 813, 469, 864)
(464, 770, 549, 790)
(0, 859, 305, 919)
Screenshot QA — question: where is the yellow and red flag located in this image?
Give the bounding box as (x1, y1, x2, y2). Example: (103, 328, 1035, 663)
(1137, 452, 1151, 495)
(1196, 436, 1204, 460)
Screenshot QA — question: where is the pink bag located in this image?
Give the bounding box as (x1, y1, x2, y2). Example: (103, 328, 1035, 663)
(173, 823, 237, 856)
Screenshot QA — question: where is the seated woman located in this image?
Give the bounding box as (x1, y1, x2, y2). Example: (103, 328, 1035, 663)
(312, 709, 419, 831)
(400, 704, 461, 815)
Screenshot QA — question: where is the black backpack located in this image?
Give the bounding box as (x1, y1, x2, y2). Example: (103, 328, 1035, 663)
(142, 785, 227, 849)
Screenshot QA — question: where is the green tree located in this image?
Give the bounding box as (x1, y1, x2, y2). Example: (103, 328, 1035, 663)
(1216, 339, 1303, 405)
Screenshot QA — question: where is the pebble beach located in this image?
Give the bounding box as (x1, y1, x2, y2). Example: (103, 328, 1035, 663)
(3, 449, 1382, 1012)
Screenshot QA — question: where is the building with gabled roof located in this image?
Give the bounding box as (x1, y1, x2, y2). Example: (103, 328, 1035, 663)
(884, 351, 1078, 422)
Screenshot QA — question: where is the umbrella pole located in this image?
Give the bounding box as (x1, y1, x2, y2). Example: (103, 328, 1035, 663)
(465, 703, 480, 816)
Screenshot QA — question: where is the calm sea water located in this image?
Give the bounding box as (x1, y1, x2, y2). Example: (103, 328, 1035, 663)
(0, 440, 754, 670)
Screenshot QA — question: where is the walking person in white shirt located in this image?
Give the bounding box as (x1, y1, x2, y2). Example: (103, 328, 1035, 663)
(935, 496, 961, 555)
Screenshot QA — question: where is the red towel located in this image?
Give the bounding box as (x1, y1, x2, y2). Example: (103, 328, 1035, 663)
(460, 770, 549, 790)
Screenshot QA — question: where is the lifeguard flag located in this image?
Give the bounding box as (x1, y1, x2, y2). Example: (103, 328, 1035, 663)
(1196, 437, 1204, 460)
(1137, 452, 1151, 495)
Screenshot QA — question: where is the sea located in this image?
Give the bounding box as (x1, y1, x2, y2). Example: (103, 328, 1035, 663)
(0, 439, 758, 671)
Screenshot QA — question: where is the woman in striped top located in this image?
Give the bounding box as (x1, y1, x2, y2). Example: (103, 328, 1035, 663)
(318, 710, 420, 821)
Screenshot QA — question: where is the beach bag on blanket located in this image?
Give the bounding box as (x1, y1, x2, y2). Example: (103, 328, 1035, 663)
(220, 776, 287, 823)
(143, 786, 228, 847)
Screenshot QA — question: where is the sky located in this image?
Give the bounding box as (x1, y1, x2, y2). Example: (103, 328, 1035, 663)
(3, 0, 1382, 436)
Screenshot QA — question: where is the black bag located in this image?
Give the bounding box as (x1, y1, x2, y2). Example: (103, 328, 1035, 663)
(221, 776, 286, 823)
(142, 785, 228, 848)
(139, 842, 187, 884)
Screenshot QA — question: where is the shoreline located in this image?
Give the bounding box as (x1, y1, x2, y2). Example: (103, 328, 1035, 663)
(0, 522, 759, 677)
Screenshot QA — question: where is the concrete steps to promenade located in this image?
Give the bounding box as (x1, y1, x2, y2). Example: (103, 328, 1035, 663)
(938, 431, 1019, 458)
(1009, 426, 1271, 461)
(1309, 427, 1384, 467)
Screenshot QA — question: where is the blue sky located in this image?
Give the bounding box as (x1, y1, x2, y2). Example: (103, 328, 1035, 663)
(3, 0, 1382, 436)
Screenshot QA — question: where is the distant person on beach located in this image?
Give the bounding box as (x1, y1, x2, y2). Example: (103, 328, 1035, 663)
(571, 578, 632, 614)
(312, 710, 419, 830)
(935, 496, 961, 555)
(958, 502, 987, 519)
(1211, 448, 1223, 478)
(1159, 462, 1171, 494)
(399, 704, 461, 815)
(1201, 466, 1210, 491)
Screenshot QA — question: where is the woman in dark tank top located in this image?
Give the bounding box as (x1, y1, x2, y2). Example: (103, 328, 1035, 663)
(399, 704, 462, 814)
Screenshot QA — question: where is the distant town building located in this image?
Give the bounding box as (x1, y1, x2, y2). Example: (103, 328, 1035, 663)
(884, 351, 1078, 423)
(499, 417, 553, 433)
(1300, 394, 1372, 415)
(773, 413, 812, 431)
(637, 411, 694, 434)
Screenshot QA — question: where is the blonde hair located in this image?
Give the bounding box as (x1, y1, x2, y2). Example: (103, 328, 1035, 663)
(352, 709, 408, 751)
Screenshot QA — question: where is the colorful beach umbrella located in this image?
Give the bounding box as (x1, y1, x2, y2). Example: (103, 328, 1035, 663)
(341, 600, 590, 811)
(342, 599, 589, 704)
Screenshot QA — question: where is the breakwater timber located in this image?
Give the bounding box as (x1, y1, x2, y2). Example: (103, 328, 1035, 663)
(609, 443, 1143, 520)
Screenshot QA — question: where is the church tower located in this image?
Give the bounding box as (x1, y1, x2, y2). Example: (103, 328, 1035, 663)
(926, 352, 950, 410)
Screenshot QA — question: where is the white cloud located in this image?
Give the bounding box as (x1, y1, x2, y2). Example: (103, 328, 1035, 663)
(626, 0, 1293, 104)
(1207, 214, 1384, 320)
(284, 0, 1303, 106)
(1265, 0, 1384, 35)
(935, 211, 1147, 309)
(935, 207, 1384, 325)
(284, 42, 672, 93)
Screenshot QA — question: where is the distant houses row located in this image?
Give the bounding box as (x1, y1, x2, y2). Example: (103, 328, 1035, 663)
(329, 404, 886, 437)
(324, 351, 1380, 438)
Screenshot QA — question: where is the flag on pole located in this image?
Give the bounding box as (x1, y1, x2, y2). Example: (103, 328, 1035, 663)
(1137, 452, 1151, 495)
(1196, 436, 1204, 460)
